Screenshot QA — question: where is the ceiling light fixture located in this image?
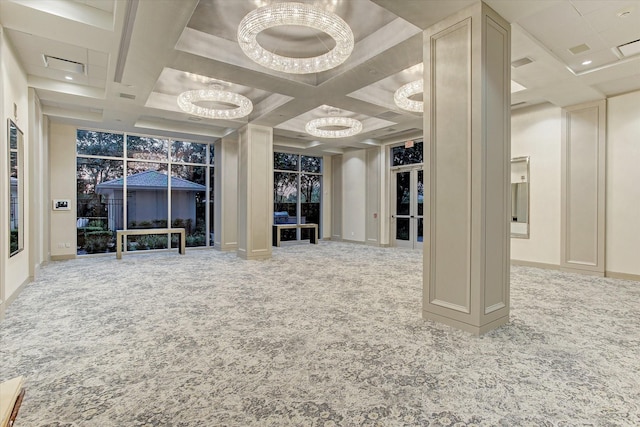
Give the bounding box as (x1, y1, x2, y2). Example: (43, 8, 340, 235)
(394, 80, 423, 113)
(582, 60, 592, 65)
(64, 75, 73, 81)
(305, 108, 362, 138)
(177, 84, 253, 120)
(237, 2, 354, 74)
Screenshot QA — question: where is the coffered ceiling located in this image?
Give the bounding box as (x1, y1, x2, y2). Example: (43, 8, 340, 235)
(1, 0, 639, 155)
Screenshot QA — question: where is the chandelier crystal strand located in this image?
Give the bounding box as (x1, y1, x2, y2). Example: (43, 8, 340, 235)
(177, 88, 253, 120)
(394, 79, 424, 113)
(305, 116, 363, 138)
(238, 2, 354, 74)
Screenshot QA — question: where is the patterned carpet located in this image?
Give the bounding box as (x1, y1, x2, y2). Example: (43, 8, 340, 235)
(1, 241, 639, 426)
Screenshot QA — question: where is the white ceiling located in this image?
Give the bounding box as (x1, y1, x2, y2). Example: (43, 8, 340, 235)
(1, 0, 639, 155)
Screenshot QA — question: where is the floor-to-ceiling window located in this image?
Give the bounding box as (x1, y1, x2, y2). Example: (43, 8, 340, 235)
(273, 152, 322, 242)
(76, 130, 213, 254)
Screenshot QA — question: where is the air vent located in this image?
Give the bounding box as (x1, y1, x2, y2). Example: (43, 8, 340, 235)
(42, 55, 85, 74)
(511, 57, 533, 68)
(568, 43, 591, 55)
(617, 38, 640, 57)
(375, 111, 402, 120)
(119, 93, 136, 100)
(187, 116, 202, 122)
(511, 101, 527, 107)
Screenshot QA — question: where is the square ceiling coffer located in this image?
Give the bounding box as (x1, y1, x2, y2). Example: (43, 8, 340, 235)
(42, 55, 85, 74)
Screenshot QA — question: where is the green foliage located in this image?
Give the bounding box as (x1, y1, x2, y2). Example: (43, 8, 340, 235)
(154, 219, 167, 228)
(171, 141, 207, 164)
(76, 130, 124, 157)
(85, 230, 113, 254)
(186, 234, 206, 247)
(172, 218, 193, 234)
(10, 230, 19, 253)
(392, 141, 424, 166)
(134, 234, 168, 250)
(87, 219, 107, 229)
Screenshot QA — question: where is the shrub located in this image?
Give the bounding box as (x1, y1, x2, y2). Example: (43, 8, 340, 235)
(135, 234, 168, 250)
(87, 219, 107, 229)
(186, 234, 205, 247)
(85, 230, 113, 253)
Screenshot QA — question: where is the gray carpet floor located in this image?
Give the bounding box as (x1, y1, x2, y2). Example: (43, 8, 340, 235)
(1, 241, 639, 426)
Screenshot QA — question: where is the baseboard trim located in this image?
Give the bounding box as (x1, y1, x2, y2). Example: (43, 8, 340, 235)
(0, 276, 32, 321)
(51, 254, 77, 261)
(605, 271, 640, 282)
(341, 239, 366, 245)
(560, 266, 605, 277)
(510, 260, 562, 270)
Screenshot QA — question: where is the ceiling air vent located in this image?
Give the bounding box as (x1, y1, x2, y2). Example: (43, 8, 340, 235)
(511, 57, 533, 68)
(568, 43, 591, 55)
(42, 55, 85, 74)
(119, 93, 136, 100)
(617, 38, 640, 57)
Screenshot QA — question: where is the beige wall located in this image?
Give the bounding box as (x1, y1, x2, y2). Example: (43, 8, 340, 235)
(606, 91, 640, 277)
(510, 103, 562, 266)
(510, 94, 640, 279)
(341, 150, 367, 242)
(48, 122, 77, 259)
(321, 155, 332, 239)
(1, 26, 31, 309)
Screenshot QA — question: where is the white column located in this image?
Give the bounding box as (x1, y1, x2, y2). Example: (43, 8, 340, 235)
(237, 124, 273, 260)
(561, 100, 606, 275)
(213, 134, 239, 251)
(423, 2, 511, 335)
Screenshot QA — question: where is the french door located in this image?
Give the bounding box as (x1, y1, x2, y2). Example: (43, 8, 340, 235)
(392, 167, 424, 249)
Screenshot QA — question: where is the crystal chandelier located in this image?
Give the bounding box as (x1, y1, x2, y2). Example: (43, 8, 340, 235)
(394, 79, 423, 113)
(177, 84, 253, 120)
(237, 2, 354, 74)
(305, 108, 362, 138)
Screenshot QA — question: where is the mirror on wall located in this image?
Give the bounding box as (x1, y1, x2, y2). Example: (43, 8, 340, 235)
(8, 119, 24, 256)
(511, 156, 530, 239)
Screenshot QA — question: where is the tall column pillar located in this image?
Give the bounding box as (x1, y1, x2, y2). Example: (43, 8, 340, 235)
(213, 134, 239, 251)
(237, 124, 273, 260)
(423, 2, 511, 334)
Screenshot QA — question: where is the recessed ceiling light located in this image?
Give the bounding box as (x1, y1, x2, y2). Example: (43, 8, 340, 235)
(64, 75, 73, 80)
(582, 60, 592, 66)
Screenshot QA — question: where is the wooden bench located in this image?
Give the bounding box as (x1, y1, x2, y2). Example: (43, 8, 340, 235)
(272, 224, 318, 247)
(116, 228, 186, 259)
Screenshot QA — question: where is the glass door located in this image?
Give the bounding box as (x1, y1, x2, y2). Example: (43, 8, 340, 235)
(392, 168, 424, 249)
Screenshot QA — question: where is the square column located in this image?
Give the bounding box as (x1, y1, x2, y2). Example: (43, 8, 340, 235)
(423, 2, 511, 334)
(237, 124, 273, 260)
(213, 135, 239, 251)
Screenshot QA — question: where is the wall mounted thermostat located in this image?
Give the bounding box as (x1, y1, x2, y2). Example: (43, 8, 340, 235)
(52, 199, 71, 211)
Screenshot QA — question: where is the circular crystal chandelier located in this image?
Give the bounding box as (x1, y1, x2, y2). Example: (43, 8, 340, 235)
(177, 85, 253, 120)
(237, 2, 354, 74)
(394, 79, 424, 112)
(305, 109, 362, 138)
